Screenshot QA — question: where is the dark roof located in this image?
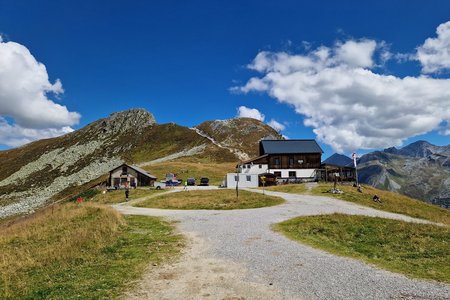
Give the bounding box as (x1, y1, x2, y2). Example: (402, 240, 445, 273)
(241, 154, 268, 164)
(260, 140, 323, 155)
(111, 164, 157, 179)
(322, 153, 354, 168)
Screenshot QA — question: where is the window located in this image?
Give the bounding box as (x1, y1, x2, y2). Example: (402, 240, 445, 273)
(234, 176, 239, 182)
(274, 157, 280, 165)
(289, 157, 294, 166)
(259, 164, 262, 169)
(274, 171, 282, 178)
(122, 166, 127, 175)
(289, 171, 296, 177)
(246, 175, 251, 181)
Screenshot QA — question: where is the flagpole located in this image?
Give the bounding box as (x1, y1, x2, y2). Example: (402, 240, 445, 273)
(352, 152, 359, 186)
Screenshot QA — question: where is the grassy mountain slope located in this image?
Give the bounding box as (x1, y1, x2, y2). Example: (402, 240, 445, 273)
(195, 117, 283, 159)
(0, 109, 279, 218)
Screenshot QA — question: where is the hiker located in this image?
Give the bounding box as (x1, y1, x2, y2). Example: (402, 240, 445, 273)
(125, 188, 129, 201)
(183, 180, 188, 191)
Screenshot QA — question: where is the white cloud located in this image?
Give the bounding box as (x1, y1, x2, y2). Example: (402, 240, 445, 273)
(0, 117, 73, 147)
(417, 21, 450, 73)
(236, 106, 265, 121)
(335, 39, 377, 68)
(267, 119, 286, 132)
(0, 38, 80, 147)
(234, 35, 450, 153)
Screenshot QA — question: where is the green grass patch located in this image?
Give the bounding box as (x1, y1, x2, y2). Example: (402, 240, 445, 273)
(312, 183, 450, 225)
(91, 188, 166, 204)
(0, 203, 183, 299)
(275, 214, 450, 283)
(260, 184, 308, 194)
(135, 189, 285, 210)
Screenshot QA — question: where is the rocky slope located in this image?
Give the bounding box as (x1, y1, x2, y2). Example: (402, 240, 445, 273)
(0, 109, 279, 217)
(194, 118, 283, 160)
(358, 141, 450, 208)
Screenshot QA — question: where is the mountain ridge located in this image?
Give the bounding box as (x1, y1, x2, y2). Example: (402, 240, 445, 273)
(358, 140, 450, 208)
(0, 108, 282, 218)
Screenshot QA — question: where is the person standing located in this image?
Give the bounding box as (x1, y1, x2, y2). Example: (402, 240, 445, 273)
(125, 188, 129, 201)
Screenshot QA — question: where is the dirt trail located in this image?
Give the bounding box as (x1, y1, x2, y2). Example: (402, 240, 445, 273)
(123, 232, 286, 300)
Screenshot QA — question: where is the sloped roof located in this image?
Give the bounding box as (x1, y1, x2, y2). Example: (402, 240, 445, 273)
(111, 164, 157, 179)
(241, 154, 269, 164)
(322, 153, 354, 168)
(260, 139, 323, 154)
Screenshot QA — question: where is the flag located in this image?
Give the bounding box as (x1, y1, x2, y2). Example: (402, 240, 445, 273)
(352, 152, 357, 168)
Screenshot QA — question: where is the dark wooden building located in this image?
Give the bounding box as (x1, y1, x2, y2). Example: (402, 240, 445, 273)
(238, 140, 323, 181)
(319, 153, 356, 182)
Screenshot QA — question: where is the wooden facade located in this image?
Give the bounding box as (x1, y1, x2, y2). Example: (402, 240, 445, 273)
(267, 153, 321, 169)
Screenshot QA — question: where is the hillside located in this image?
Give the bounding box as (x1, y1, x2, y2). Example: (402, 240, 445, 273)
(194, 118, 283, 160)
(0, 109, 278, 218)
(358, 141, 450, 208)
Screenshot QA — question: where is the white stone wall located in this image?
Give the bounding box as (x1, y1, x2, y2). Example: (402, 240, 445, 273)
(226, 173, 259, 188)
(238, 164, 269, 175)
(111, 166, 138, 187)
(269, 169, 317, 178)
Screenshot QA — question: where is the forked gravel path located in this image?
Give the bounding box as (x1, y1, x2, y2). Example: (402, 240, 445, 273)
(114, 188, 450, 300)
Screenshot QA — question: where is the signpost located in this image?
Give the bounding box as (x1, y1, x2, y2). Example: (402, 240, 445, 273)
(261, 175, 266, 195)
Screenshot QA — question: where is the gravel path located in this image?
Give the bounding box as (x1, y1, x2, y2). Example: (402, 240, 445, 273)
(114, 189, 450, 300)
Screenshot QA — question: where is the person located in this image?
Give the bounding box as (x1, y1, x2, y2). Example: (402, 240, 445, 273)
(183, 180, 188, 191)
(373, 195, 381, 203)
(125, 188, 129, 201)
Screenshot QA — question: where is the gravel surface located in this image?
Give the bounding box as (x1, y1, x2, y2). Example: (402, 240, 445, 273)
(114, 188, 450, 300)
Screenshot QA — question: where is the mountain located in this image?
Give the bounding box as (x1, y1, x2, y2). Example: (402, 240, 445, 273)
(0, 109, 281, 218)
(194, 118, 283, 160)
(358, 141, 450, 208)
(323, 153, 354, 167)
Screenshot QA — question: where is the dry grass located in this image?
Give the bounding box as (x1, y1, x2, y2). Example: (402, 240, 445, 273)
(312, 183, 450, 225)
(261, 184, 308, 194)
(144, 160, 236, 186)
(135, 189, 285, 210)
(0, 203, 124, 298)
(0, 203, 183, 299)
(91, 188, 166, 204)
(275, 214, 450, 283)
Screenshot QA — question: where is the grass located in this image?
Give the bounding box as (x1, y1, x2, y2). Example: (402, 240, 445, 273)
(135, 189, 285, 210)
(260, 184, 308, 194)
(275, 214, 450, 283)
(90, 188, 166, 204)
(143, 160, 236, 186)
(0, 203, 183, 299)
(311, 183, 450, 225)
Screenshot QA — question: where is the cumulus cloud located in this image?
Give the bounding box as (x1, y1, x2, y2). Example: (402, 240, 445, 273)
(417, 21, 450, 73)
(233, 31, 450, 153)
(0, 117, 74, 147)
(0, 37, 80, 147)
(236, 106, 265, 121)
(267, 119, 286, 132)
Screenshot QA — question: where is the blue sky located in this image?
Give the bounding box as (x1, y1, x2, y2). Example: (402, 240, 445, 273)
(0, 0, 449, 159)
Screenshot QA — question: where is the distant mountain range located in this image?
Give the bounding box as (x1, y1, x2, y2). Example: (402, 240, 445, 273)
(0, 108, 281, 217)
(358, 141, 450, 208)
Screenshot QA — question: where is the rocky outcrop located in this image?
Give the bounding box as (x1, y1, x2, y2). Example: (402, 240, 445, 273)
(194, 118, 283, 159)
(0, 108, 156, 217)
